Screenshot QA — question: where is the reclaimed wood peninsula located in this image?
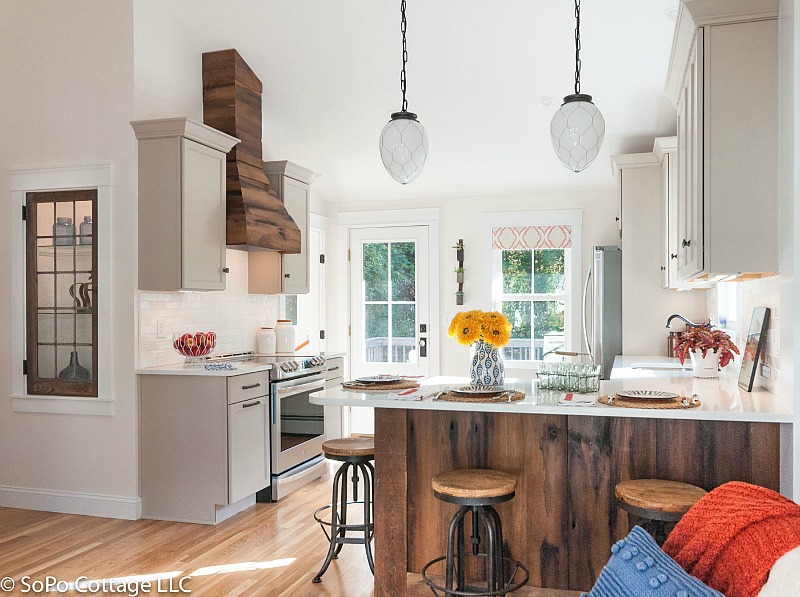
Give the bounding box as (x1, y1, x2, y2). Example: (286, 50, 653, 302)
(311, 359, 790, 594)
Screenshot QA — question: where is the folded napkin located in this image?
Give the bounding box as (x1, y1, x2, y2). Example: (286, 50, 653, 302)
(558, 393, 597, 406)
(385, 388, 426, 401)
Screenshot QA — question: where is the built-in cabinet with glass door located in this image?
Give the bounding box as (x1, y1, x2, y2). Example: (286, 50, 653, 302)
(26, 190, 98, 397)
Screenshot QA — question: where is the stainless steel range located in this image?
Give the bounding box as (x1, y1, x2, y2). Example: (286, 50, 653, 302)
(208, 351, 328, 502)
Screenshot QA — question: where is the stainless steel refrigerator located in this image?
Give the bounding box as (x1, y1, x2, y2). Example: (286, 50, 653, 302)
(582, 246, 622, 379)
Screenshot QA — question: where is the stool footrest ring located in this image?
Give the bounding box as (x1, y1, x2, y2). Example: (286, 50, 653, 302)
(421, 554, 530, 596)
(313, 502, 374, 542)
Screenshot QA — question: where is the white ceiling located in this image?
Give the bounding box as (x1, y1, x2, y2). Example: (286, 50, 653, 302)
(159, 0, 680, 203)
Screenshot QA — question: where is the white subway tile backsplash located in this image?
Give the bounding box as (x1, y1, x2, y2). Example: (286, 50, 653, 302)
(712, 276, 780, 392)
(138, 251, 281, 368)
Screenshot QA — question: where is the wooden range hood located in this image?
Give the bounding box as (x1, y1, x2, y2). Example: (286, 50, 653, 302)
(202, 49, 300, 253)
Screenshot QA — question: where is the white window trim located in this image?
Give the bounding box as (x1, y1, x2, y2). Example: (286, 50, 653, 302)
(9, 164, 114, 416)
(481, 209, 583, 369)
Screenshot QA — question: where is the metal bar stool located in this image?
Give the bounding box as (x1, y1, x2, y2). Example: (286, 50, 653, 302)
(615, 479, 707, 545)
(421, 469, 529, 596)
(312, 437, 375, 583)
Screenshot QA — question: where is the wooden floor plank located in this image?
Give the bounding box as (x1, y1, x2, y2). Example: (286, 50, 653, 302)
(0, 464, 579, 596)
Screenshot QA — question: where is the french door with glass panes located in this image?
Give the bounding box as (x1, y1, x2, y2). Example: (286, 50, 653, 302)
(349, 226, 430, 381)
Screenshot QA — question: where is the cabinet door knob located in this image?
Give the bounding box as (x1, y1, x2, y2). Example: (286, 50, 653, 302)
(615, 216, 620, 222)
(671, 253, 678, 259)
(682, 239, 691, 248)
(222, 267, 230, 273)
(660, 266, 666, 271)
(284, 273, 291, 278)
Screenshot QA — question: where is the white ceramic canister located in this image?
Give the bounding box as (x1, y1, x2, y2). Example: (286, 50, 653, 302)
(275, 320, 296, 353)
(257, 327, 277, 354)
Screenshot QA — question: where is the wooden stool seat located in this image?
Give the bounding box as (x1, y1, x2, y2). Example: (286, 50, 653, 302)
(422, 468, 529, 595)
(432, 468, 517, 501)
(322, 437, 375, 459)
(615, 479, 707, 517)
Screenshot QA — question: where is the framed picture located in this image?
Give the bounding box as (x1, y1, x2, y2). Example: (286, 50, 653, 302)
(738, 307, 770, 392)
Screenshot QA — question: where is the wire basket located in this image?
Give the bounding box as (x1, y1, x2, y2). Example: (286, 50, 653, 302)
(537, 362, 601, 393)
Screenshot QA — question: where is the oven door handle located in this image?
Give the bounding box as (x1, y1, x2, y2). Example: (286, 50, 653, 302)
(274, 378, 326, 398)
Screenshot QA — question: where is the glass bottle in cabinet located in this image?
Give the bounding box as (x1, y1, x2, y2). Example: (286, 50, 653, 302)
(25, 190, 98, 397)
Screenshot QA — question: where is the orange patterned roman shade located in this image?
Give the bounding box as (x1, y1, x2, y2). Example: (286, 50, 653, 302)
(492, 226, 572, 250)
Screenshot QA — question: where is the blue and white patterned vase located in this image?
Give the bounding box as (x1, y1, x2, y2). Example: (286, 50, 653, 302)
(470, 340, 505, 386)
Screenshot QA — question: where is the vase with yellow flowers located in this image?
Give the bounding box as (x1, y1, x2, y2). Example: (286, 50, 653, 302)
(448, 310, 513, 386)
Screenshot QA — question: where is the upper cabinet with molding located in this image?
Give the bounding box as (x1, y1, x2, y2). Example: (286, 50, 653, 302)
(653, 137, 710, 290)
(133, 118, 239, 291)
(665, 0, 779, 282)
(249, 161, 317, 295)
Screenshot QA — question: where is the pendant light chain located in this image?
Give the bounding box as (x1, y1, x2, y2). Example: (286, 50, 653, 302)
(400, 0, 408, 112)
(379, 0, 429, 184)
(573, 0, 581, 95)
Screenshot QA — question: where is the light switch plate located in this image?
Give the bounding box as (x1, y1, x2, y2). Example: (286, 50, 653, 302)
(157, 319, 167, 339)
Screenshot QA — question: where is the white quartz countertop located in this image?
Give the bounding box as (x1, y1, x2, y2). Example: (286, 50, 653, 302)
(136, 360, 274, 377)
(309, 356, 791, 423)
(136, 351, 347, 377)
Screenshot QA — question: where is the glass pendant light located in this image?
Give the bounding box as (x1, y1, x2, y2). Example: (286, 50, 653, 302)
(379, 0, 428, 185)
(550, 0, 605, 173)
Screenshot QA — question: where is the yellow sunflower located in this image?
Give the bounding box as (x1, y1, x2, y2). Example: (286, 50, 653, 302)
(481, 311, 512, 348)
(451, 310, 483, 345)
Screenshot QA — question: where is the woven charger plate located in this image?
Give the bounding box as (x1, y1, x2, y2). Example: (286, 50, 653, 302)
(598, 395, 701, 410)
(342, 379, 420, 391)
(436, 390, 525, 403)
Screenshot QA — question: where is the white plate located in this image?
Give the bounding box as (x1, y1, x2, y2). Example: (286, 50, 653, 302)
(355, 375, 404, 383)
(616, 389, 680, 400)
(451, 385, 506, 396)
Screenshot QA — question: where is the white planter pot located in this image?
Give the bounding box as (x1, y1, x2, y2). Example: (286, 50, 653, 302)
(689, 349, 720, 378)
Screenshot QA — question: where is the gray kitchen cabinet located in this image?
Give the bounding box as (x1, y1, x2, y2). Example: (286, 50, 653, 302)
(666, 4, 778, 281)
(323, 356, 344, 440)
(132, 117, 239, 291)
(654, 137, 710, 291)
(249, 161, 317, 295)
(140, 370, 270, 524)
(611, 152, 708, 355)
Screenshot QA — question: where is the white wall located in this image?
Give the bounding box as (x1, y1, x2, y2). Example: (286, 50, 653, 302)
(0, 1, 139, 514)
(327, 189, 621, 377)
(782, 0, 798, 497)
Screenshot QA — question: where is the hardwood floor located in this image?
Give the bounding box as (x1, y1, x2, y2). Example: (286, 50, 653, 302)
(0, 465, 579, 596)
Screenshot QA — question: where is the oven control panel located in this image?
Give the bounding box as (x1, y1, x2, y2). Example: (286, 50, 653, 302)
(278, 356, 326, 373)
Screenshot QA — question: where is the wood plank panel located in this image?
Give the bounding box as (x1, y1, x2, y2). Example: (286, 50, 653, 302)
(380, 410, 779, 593)
(374, 408, 408, 597)
(566, 416, 620, 591)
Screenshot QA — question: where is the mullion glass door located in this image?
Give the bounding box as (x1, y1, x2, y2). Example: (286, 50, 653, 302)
(362, 241, 417, 364)
(26, 190, 98, 397)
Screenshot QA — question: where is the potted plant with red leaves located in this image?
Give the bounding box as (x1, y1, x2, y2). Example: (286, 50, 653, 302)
(674, 324, 740, 378)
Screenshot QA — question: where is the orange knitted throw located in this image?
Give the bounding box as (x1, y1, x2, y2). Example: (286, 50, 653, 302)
(663, 481, 800, 597)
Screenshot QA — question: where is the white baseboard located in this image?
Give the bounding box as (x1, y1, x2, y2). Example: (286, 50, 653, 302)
(0, 485, 141, 520)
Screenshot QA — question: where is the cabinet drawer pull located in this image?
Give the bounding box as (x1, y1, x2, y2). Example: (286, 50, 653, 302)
(241, 383, 261, 390)
(682, 239, 691, 248)
(242, 400, 261, 408)
(327, 366, 340, 372)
